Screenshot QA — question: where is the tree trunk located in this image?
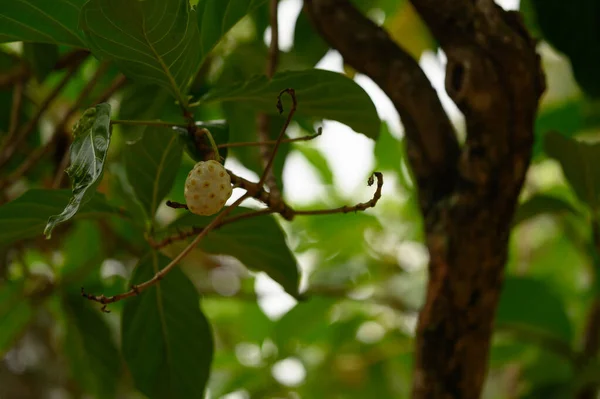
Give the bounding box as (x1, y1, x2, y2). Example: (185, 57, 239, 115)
(304, 1, 545, 397)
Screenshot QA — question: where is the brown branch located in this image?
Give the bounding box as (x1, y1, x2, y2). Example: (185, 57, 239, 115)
(294, 172, 383, 216)
(0, 58, 86, 170)
(1, 81, 25, 149)
(258, 88, 296, 188)
(93, 74, 127, 105)
(0, 49, 90, 89)
(149, 208, 275, 249)
(304, 0, 459, 210)
(83, 193, 252, 308)
(305, 1, 545, 398)
(216, 128, 321, 148)
(257, 0, 282, 200)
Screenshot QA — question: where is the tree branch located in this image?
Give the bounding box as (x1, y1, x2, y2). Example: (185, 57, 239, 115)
(304, 0, 459, 210)
(305, 1, 545, 398)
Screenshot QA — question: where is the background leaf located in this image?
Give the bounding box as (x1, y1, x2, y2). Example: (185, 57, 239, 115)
(22, 43, 59, 82)
(513, 194, 582, 226)
(0, 0, 87, 47)
(0, 281, 34, 356)
(496, 276, 573, 343)
(544, 131, 600, 210)
(199, 69, 381, 139)
(169, 207, 300, 297)
(61, 292, 121, 398)
(196, 0, 268, 64)
(0, 189, 118, 247)
(80, 0, 201, 103)
(124, 129, 183, 220)
(45, 103, 112, 238)
(122, 252, 213, 399)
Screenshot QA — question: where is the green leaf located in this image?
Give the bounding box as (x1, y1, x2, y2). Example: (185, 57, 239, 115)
(45, 103, 112, 238)
(61, 292, 121, 398)
(80, 0, 201, 105)
(196, 0, 268, 64)
(0, 281, 34, 356)
(0, 189, 119, 247)
(296, 145, 334, 186)
(124, 128, 183, 220)
(374, 122, 403, 179)
(524, 0, 600, 97)
(544, 131, 600, 210)
(199, 69, 381, 139)
(118, 84, 173, 143)
(513, 194, 582, 226)
(170, 207, 300, 297)
(122, 252, 213, 399)
(176, 120, 230, 162)
(496, 276, 573, 343)
(0, 0, 87, 47)
(22, 43, 59, 82)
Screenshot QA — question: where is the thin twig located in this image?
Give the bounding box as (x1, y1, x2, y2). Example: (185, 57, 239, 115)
(110, 119, 187, 128)
(0, 60, 85, 169)
(257, 0, 281, 197)
(0, 49, 90, 89)
(0, 81, 24, 152)
(82, 193, 252, 308)
(294, 172, 383, 216)
(258, 88, 297, 189)
(216, 129, 321, 148)
(149, 208, 275, 249)
(93, 74, 127, 105)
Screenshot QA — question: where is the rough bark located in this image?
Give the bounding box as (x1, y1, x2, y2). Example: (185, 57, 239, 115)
(304, 1, 545, 398)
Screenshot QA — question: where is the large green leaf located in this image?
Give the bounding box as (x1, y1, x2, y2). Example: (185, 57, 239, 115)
(198, 69, 381, 139)
(122, 252, 213, 399)
(80, 0, 201, 105)
(22, 43, 59, 82)
(0, 0, 87, 47)
(196, 0, 268, 64)
(496, 276, 573, 343)
(513, 194, 582, 226)
(45, 103, 112, 238)
(170, 207, 300, 297)
(0, 189, 118, 247)
(523, 0, 600, 97)
(61, 292, 121, 398)
(118, 84, 174, 143)
(124, 128, 183, 220)
(544, 131, 600, 210)
(0, 281, 34, 356)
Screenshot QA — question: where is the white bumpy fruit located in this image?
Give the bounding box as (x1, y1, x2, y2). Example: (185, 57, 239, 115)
(184, 160, 233, 216)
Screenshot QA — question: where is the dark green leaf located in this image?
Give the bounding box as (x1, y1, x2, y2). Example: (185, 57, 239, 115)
(80, 0, 201, 104)
(45, 103, 112, 238)
(496, 276, 573, 343)
(199, 69, 381, 139)
(291, 11, 329, 67)
(0, 189, 118, 247)
(544, 131, 600, 210)
(513, 194, 582, 226)
(60, 221, 104, 279)
(0, 1, 87, 47)
(0, 281, 33, 356)
(61, 292, 121, 398)
(118, 84, 173, 143)
(22, 43, 59, 82)
(124, 128, 183, 220)
(524, 0, 600, 97)
(272, 297, 337, 354)
(196, 0, 268, 64)
(176, 120, 230, 162)
(122, 252, 213, 399)
(170, 207, 300, 297)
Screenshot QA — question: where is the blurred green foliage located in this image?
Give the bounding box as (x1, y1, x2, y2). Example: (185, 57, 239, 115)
(2, 1, 600, 398)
